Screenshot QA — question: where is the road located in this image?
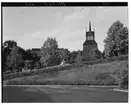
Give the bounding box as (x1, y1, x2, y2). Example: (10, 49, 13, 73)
(2, 85, 128, 102)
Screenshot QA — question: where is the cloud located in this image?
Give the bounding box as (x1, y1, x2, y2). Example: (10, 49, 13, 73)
(62, 8, 86, 24)
(31, 32, 41, 38)
(23, 28, 61, 38)
(63, 13, 84, 23)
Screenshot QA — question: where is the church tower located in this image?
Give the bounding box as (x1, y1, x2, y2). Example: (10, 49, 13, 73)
(83, 21, 98, 59)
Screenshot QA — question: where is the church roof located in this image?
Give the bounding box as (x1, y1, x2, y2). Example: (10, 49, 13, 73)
(83, 40, 97, 45)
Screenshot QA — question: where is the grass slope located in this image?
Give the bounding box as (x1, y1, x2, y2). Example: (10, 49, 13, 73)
(35, 60, 128, 81)
(4, 60, 128, 85)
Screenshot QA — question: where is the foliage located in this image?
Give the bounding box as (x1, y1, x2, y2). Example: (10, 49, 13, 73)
(3, 64, 75, 80)
(2, 40, 17, 72)
(32, 52, 40, 61)
(40, 37, 61, 67)
(104, 20, 128, 57)
(23, 49, 34, 60)
(5, 55, 13, 72)
(68, 51, 78, 64)
(59, 48, 70, 63)
(3, 56, 128, 87)
(83, 55, 128, 65)
(3, 55, 128, 80)
(3, 40, 17, 54)
(115, 27, 128, 55)
(5, 79, 118, 85)
(6, 46, 24, 72)
(75, 51, 83, 66)
(118, 64, 128, 89)
(3, 40, 42, 73)
(89, 49, 103, 59)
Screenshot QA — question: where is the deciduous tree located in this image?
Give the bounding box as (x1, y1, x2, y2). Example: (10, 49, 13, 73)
(40, 37, 60, 67)
(10, 46, 24, 71)
(89, 49, 102, 59)
(103, 20, 128, 57)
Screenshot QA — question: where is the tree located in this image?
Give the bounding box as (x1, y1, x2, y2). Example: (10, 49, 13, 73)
(118, 64, 128, 89)
(114, 27, 128, 55)
(89, 49, 102, 59)
(2, 40, 17, 72)
(75, 51, 83, 66)
(103, 20, 128, 57)
(10, 46, 24, 71)
(5, 55, 13, 72)
(42, 37, 58, 49)
(59, 48, 70, 63)
(2, 45, 6, 72)
(68, 51, 78, 64)
(23, 49, 33, 60)
(75, 51, 83, 76)
(40, 37, 60, 67)
(19, 47, 26, 60)
(3, 40, 17, 55)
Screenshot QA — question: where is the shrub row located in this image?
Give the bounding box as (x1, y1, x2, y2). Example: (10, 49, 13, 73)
(4, 79, 118, 86)
(83, 55, 128, 65)
(3, 64, 76, 81)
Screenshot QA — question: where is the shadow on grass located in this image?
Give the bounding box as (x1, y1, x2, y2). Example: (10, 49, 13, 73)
(3, 86, 53, 103)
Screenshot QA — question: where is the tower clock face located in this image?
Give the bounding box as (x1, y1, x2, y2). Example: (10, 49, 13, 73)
(88, 36, 91, 40)
(90, 36, 93, 40)
(88, 36, 93, 40)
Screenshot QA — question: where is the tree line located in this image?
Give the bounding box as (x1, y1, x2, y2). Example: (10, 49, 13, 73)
(2, 20, 128, 73)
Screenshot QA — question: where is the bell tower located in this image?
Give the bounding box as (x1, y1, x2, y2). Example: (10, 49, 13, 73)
(83, 21, 98, 59)
(86, 21, 95, 41)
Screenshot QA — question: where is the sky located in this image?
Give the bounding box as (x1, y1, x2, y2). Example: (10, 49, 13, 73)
(3, 6, 128, 52)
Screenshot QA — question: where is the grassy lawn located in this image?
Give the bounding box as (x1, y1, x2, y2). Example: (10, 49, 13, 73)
(35, 60, 128, 81)
(4, 60, 128, 85)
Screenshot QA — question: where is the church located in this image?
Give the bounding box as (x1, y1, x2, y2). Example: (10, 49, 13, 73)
(83, 21, 98, 59)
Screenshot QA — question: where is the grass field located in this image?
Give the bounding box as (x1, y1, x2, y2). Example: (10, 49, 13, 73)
(4, 60, 128, 85)
(32, 60, 128, 82)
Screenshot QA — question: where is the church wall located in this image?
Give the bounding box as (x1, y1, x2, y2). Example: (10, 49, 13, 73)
(83, 45, 97, 57)
(82, 21, 98, 60)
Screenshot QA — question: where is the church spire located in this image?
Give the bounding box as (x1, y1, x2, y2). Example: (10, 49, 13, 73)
(89, 21, 91, 32)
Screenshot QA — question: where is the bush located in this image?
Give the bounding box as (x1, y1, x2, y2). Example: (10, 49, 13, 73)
(3, 64, 76, 81)
(118, 68, 128, 89)
(4, 79, 118, 85)
(83, 55, 128, 65)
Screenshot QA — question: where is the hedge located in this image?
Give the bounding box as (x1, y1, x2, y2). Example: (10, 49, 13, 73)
(4, 80, 118, 86)
(3, 64, 76, 81)
(118, 67, 128, 89)
(83, 55, 128, 65)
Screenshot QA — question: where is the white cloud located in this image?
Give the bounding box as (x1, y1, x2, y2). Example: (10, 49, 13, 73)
(31, 32, 41, 38)
(63, 13, 84, 23)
